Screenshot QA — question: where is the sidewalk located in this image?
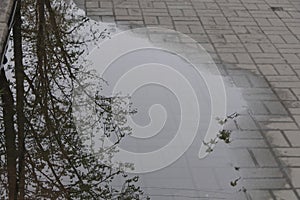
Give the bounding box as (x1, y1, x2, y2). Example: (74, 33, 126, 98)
(76, 0, 300, 199)
(0, 0, 15, 66)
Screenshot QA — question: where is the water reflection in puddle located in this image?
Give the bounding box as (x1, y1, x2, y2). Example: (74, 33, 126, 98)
(72, 16, 250, 198)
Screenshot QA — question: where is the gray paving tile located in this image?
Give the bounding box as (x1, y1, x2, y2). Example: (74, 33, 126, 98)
(251, 148, 278, 167)
(272, 190, 298, 200)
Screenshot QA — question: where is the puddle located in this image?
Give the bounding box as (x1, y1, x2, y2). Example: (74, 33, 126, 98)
(0, 0, 292, 198)
(70, 5, 252, 199)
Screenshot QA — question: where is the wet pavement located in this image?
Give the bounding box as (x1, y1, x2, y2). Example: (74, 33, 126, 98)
(71, 0, 300, 199)
(0, 0, 14, 65)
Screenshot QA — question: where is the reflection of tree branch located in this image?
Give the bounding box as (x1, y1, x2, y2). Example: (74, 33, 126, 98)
(25, 118, 70, 198)
(26, 151, 62, 195)
(0, 69, 17, 200)
(203, 113, 239, 153)
(13, 0, 26, 197)
(0, 0, 145, 198)
(62, 17, 89, 35)
(44, 0, 116, 114)
(45, 0, 133, 149)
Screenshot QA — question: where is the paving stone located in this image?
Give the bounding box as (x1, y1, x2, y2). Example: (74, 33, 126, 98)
(232, 26, 248, 34)
(271, 81, 300, 88)
(87, 8, 113, 16)
(231, 130, 263, 139)
(248, 190, 274, 200)
(182, 9, 197, 17)
(239, 34, 268, 43)
(189, 25, 204, 34)
(214, 17, 229, 25)
(115, 1, 140, 9)
(267, 76, 299, 82)
(293, 115, 300, 126)
(243, 178, 290, 189)
(255, 17, 272, 26)
(144, 16, 158, 25)
(230, 139, 268, 148)
(196, 9, 224, 17)
(86, 1, 99, 8)
(261, 26, 292, 35)
(244, 44, 261, 53)
(0, 0, 14, 23)
(259, 122, 299, 130)
(289, 168, 300, 187)
(280, 157, 300, 167)
(247, 101, 269, 115)
(255, 116, 294, 123)
(0, 0, 14, 62)
(237, 115, 259, 130)
(236, 64, 258, 71)
(273, 190, 298, 200)
(128, 8, 142, 16)
(274, 148, 300, 157)
(219, 53, 237, 63)
(142, 9, 169, 16)
(292, 64, 300, 70)
(259, 43, 278, 53)
(153, 2, 166, 9)
(240, 168, 283, 178)
(264, 131, 290, 147)
(224, 34, 240, 43)
(274, 88, 297, 101)
(246, 26, 264, 35)
(275, 43, 300, 54)
(251, 53, 286, 64)
(168, 9, 183, 17)
(267, 35, 285, 44)
(264, 101, 288, 115)
(229, 149, 256, 167)
(101, 16, 115, 23)
(288, 108, 300, 115)
(291, 88, 300, 100)
(242, 88, 278, 101)
(231, 75, 251, 87)
(175, 25, 190, 33)
(282, 54, 300, 64)
(268, 18, 285, 26)
(251, 148, 278, 167)
(282, 34, 300, 43)
(114, 9, 128, 15)
(284, 131, 300, 147)
(289, 26, 300, 35)
(235, 53, 254, 64)
(100, 1, 113, 8)
(158, 16, 173, 25)
(258, 64, 278, 75)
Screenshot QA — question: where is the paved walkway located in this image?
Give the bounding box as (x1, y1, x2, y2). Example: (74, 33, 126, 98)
(74, 0, 300, 199)
(0, 0, 15, 65)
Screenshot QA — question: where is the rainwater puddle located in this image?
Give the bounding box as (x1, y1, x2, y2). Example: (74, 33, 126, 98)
(71, 10, 253, 199)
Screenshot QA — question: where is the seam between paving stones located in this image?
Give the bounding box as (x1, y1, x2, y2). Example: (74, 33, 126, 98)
(240, 4, 300, 191)
(174, 0, 300, 197)
(228, 3, 300, 198)
(248, 149, 260, 167)
(186, 0, 220, 70)
(270, 2, 300, 80)
(248, 110, 300, 199)
(281, 130, 293, 147)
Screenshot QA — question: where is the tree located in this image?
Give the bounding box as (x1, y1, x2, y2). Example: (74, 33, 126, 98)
(0, 0, 147, 199)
